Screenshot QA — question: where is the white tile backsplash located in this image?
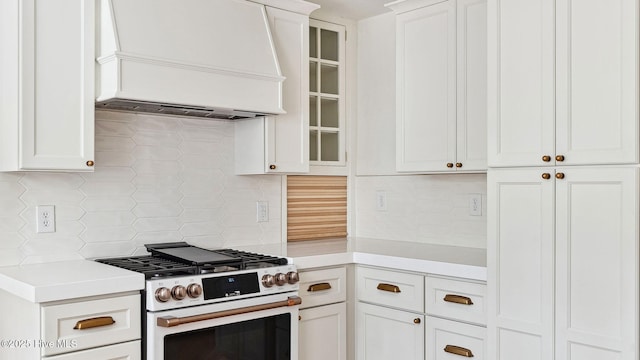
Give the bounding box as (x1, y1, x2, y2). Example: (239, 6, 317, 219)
(0, 111, 283, 266)
(355, 174, 487, 248)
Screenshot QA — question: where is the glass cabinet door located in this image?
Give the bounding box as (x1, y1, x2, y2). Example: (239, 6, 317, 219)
(309, 20, 345, 165)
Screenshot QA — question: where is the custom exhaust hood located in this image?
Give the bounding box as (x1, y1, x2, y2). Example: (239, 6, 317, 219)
(95, 0, 286, 119)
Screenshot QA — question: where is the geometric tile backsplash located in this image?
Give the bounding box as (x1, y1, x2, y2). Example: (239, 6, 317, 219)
(0, 111, 487, 266)
(0, 111, 282, 266)
(355, 173, 487, 249)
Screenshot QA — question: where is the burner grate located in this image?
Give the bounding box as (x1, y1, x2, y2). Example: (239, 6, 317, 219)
(96, 256, 198, 279)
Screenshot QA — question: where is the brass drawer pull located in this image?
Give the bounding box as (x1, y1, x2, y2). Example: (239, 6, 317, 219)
(307, 282, 332, 292)
(444, 345, 474, 357)
(542, 155, 551, 162)
(377, 283, 401, 293)
(443, 294, 473, 305)
(73, 316, 115, 330)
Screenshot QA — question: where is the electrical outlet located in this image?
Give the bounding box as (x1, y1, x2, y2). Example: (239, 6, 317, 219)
(469, 194, 482, 216)
(256, 201, 269, 222)
(376, 191, 387, 211)
(36, 205, 56, 233)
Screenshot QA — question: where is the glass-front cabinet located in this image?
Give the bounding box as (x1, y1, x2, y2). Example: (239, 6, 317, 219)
(309, 20, 345, 166)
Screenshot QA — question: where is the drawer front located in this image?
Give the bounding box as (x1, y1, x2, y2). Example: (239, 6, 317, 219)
(357, 266, 424, 312)
(426, 276, 486, 325)
(46, 340, 141, 360)
(427, 316, 486, 360)
(299, 267, 347, 309)
(41, 294, 141, 356)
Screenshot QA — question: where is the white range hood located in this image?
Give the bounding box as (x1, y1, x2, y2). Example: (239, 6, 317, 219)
(95, 0, 286, 119)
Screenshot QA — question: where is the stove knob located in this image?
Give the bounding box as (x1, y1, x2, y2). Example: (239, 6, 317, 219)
(262, 274, 275, 288)
(187, 283, 203, 298)
(286, 271, 300, 284)
(171, 285, 187, 300)
(275, 273, 287, 286)
(155, 287, 171, 303)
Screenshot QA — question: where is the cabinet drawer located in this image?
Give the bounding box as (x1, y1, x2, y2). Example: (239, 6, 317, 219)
(427, 316, 486, 360)
(41, 294, 141, 356)
(46, 340, 141, 360)
(426, 276, 486, 325)
(299, 267, 347, 309)
(357, 266, 424, 312)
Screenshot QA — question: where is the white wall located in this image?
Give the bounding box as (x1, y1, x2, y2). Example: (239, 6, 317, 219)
(0, 111, 283, 266)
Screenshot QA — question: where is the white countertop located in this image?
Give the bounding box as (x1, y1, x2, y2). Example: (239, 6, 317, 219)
(0, 260, 145, 303)
(288, 237, 487, 281)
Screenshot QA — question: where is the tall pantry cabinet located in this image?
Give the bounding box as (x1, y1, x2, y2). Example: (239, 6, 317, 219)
(487, 1, 640, 360)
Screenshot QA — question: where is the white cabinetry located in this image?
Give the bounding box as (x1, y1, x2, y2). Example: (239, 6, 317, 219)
(426, 276, 487, 359)
(488, 167, 639, 360)
(487, 0, 639, 167)
(388, 0, 487, 173)
(0, 290, 141, 360)
(298, 267, 347, 360)
(235, 3, 318, 174)
(0, 0, 95, 172)
(356, 266, 425, 360)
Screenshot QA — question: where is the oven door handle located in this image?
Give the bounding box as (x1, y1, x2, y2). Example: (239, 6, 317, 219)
(156, 296, 302, 328)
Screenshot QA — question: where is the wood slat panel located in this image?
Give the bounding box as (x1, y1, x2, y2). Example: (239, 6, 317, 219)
(287, 175, 347, 241)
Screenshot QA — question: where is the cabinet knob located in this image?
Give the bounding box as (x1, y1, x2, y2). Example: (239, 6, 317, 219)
(455, 162, 462, 168)
(542, 155, 551, 162)
(298, 315, 302, 321)
(555, 155, 565, 162)
(86, 160, 95, 167)
(556, 172, 565, 179)
(413, 318, 421, 324)
(446, 163, 454, 168)
(269, 164, 276, 170)
(542, 173, 551, 180)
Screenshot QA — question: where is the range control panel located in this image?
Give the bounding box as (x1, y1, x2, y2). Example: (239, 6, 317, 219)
(146, 265, 299, 311)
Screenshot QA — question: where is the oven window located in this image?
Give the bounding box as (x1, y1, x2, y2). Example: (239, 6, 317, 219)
(164, 313, 291, 360)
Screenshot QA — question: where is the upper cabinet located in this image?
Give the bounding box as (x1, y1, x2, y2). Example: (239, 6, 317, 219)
(0, 0, 95, 172)
(488, 0, 639, 167)
(388, 0, 487, 173)
(309, 20, 346, 167)
(235, 3, 318, 174)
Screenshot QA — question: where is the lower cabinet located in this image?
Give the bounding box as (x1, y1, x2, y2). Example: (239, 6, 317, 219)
(427, 316, 485, 360)
(355, 265, 487, 360)
(356, 302, 425, 360)
(0, 290, 141, 360)
(45, 341, 140, 360)
(299, 302, 347, 360)
(298, 266, 347, 360)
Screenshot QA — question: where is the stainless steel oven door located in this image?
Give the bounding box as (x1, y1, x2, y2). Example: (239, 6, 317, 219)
(147, 293, 300, 360)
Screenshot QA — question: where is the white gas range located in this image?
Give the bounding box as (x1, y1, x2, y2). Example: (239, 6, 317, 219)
(97, 242, 300, 360)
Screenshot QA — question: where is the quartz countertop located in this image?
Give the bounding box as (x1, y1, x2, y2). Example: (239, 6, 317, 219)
(288, 237, 487, 281)
(0, 260, 145, 303)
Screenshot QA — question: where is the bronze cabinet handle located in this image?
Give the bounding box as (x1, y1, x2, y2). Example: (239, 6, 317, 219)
(541, 173, 551, 180)
(555, 155, 565, 162)
(556, 172, 565, 179)
(86, 160, 95, 167)
(444, 345, 474, 357)
(307, 282, 332, 292)
(413, 318, 421, 324)
(443, 294, 474, 305)
(446, 163, 454, 168)
(455, 162, 462, 168)
(542, 155, 551, 162)
(376, 283, 401, 293)
(269, 164, 276, 170)
(73, 316, 115, 330)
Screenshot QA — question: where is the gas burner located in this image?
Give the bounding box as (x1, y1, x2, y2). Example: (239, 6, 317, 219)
(95, 243, 290, 280)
